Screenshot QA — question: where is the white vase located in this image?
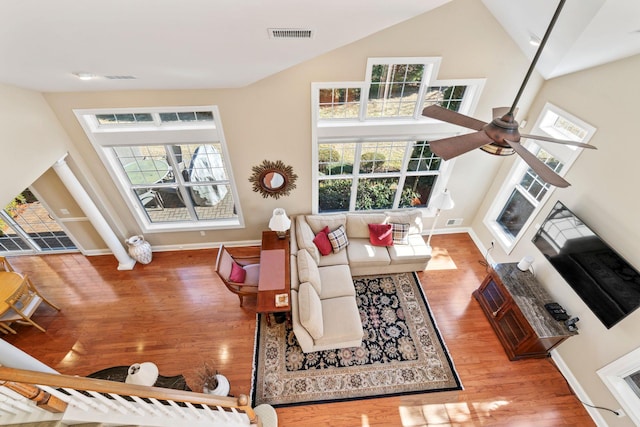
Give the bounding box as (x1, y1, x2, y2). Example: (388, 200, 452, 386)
(203, 374, 230, 396)
(126, 235, 152, 264)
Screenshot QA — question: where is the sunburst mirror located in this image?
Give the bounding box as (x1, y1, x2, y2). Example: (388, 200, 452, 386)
(249, 160, 298, 199)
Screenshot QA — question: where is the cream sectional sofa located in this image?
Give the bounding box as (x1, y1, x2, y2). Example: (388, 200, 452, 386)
(289, 210, 431, 353)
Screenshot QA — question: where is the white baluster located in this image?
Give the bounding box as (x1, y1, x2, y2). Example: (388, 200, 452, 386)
(108, 393, 146, 416)
(184, 401, 202, 419)
(168, 399, 195, 420)
(63, 388, 108, 413)
(130, 395, 162, 416)
(0, 394, 32, 413)
(39, 385, 87, 411)
(87, 391, 128, 414)
(148, 397, 179, 418)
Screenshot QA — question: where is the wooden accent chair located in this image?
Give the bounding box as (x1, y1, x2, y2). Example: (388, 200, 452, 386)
(215, 245, 260, 307)
(0, 274, 60, 333)
(0, 256, 15, 272)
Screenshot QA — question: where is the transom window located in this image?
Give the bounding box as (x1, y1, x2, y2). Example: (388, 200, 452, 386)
(313, 57, 484, 214)
(484, 103, 596, 253)
(75, 106, 243, 232)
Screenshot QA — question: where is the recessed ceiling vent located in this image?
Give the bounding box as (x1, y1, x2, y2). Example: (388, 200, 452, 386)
(104, 75, 137, 80)
(268, 28, 313, 39)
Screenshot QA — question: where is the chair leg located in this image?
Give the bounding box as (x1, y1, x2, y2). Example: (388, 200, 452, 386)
(16, 317, 47, 333)
(0, 322, 16, 334)
(239, 295, 244, 307)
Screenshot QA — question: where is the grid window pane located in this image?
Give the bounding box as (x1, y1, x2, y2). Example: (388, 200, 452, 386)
(318, 143, 356, 176)
(368, 63, 424, 118)
(319, 179, 352, 212)
(407, 141, 441, 172)
(355, 177, 399, 211)
(400, 175, 436, 208)
(424, 85, 467, 112)
(496, 189, 535, 237)
(359, 142, 405, 173)
(319, 88, 361, 119)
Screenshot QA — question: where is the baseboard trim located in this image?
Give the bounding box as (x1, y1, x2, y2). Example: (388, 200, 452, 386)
(550, 350, 607, 426)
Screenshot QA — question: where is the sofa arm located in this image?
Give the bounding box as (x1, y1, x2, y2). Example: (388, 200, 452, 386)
(290, 289, 315, 353)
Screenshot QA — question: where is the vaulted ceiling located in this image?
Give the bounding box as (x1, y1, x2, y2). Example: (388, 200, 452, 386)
(2, 0, 639, 92)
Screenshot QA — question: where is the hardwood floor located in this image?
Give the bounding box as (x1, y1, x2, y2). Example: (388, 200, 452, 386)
(2, 233, 593, 426)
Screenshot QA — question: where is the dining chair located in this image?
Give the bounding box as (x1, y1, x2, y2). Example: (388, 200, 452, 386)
(0, 256, 15, 272)
(0, 274, 60, 333)
(214, 244, 260, 307)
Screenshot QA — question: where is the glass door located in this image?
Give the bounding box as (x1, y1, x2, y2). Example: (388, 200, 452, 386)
(0, 189, 77, 254)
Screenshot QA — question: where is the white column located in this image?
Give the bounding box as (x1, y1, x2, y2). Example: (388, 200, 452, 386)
(53, 155, 136, 270)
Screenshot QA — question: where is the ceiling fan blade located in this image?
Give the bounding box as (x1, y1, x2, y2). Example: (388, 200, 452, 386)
(505, 139, 570, 188)
(430, 131, 493, 160)
(493, 107, 518, 119)
(422, 105, 487, 131)
(521, 133, 597, 150)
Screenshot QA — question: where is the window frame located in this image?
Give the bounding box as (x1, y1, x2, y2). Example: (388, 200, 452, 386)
(312, 57, 485, 215)
(75, 106, 244, 233)
(484, 103, 596, 253)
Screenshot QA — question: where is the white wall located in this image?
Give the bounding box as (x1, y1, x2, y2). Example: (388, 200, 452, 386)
(0, 83, 70, 206)
(472, 53, 640, 427)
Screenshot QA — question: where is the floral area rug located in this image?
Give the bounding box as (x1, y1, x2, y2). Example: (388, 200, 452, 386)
(251, 272, 462, 407)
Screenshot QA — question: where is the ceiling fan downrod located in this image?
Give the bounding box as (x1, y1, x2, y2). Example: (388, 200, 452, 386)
(508, 0, 566, 116)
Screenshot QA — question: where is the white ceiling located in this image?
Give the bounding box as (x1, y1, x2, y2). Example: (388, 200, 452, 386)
(2, 0, 639, 93)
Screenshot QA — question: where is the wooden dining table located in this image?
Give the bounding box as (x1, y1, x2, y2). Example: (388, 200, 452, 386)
(0, 271, 26, 315)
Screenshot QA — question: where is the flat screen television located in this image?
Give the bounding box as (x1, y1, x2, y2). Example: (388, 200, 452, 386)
(532, 201, 640, 329)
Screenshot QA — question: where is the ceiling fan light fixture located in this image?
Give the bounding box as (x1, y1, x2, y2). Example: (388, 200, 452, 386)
(480, 142, 515, 156)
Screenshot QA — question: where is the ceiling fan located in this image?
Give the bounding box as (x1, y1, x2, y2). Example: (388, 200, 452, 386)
(422, 0, 596, 188)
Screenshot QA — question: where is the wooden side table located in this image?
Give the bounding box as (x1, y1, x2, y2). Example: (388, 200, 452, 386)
(257, 231, 290, 326)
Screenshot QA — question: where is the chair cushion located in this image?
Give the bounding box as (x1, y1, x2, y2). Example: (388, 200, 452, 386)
(243, 263, 261, 286)
(298, 282, 324, 340)
(368, 223, 393, 246)
(312, 226, 332, 256)
(391, 222, 410, 245)
(328, 225, 349, 253)
(229, 262, 246, 283)
(297, 249, 322, 295)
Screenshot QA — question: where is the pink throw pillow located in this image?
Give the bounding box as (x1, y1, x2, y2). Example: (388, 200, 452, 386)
(229, 262, 246, 283)
(313, 226, 333, 256)
(368, 223, 393, 247)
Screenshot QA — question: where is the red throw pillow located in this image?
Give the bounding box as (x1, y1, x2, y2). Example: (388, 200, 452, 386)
(368, 223, 393, 246)
(313, 226, 332, 256)
(229, 261, 246, 283)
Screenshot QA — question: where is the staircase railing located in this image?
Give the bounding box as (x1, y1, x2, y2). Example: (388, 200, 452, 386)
(0, 366, 258, 427)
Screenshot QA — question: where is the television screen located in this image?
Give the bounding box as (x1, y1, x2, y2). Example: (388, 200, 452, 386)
(532, 201, 640, 329)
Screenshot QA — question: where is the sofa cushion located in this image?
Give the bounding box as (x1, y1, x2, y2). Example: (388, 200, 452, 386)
(306, 213, 347, 235)
(296, 216, 320, 264)
(298, 282, 324, 340)
(347, 238, 391, 269)
(318, 248, 349, 267)
(391, 222, 410, 245)
(297, 249, 322, 295)
(290, 254, 300, 291)
(368, 223, 393, 246)
(313, 295, 363, 348)
(385, 209, 423, 234)
(346, 213, 387, 239)
(387, 234, 431, 264)
(318, 264, 355, 299)
(313, 226, 332, 256)
(328, 225, 349, 253)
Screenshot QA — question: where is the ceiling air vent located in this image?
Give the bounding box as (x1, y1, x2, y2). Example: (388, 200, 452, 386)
(104, 75, 137, 80)
(268, 28, 313, 39)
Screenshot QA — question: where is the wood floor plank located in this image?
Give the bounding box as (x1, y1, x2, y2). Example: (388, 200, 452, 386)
(2, 234, 594, 426)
